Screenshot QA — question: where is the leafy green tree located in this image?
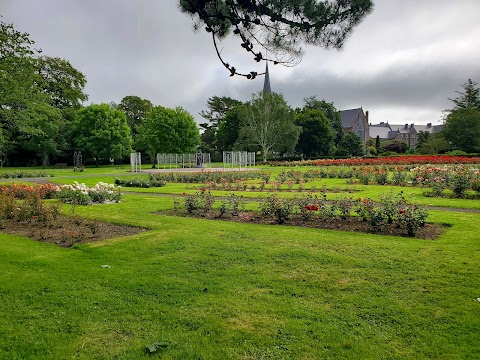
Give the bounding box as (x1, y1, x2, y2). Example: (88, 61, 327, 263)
(443, 109, 480, 152)
(416, 131, 430, 150)
(37, 56, 88, 110)
(375, 135, 381, 152)
(179, 0, 373, 77)
(303, 97, 343, 145)
(216, 107, 242, 151)
(294, 108, 333, 157)
(200, 96, 242, 129)
(419, 133, 450, 154)
(336, 132, 364, 156)
(0, 20, 43, 164)
(447, 79, 480, 111)
(136, 106, 200, 156)
(199, 96, 242, 153)
(118, 96, 153, 141)
(238, 92, 300, 162)
(380, 140, 408, 154)
(19, 102, 63, 166)
(73, 104, 132, 166)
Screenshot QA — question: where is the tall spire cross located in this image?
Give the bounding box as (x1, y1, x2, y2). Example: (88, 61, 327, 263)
(263, 62, 271, 94)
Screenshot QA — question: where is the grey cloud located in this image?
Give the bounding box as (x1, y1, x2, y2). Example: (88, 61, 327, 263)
(2, 0, 479, 126)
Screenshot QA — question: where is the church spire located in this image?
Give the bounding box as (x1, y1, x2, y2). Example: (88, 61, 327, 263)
(263, 62, 271, 94)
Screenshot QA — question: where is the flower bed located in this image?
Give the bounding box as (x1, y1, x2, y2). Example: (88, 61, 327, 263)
(0, 183, 58, 199)
(149, 171, 271, 184)
(55, 182, 122, 205)
(268, 155, 480, 167)
(114, 177, 167, 188)
(0, 170, 54, 179)
(172, 191, 437, 238)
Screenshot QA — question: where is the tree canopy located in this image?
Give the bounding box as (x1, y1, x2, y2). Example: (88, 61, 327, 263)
(118, 96, 153, 141)
(136, 106, 200, 155)
(443, 108, 480, 152)
(447, 79, 480, 111)
(238, 92, 300, 162)
(294, 107, 333, 157)
(179, 0, 374, 78)
(442, 79, 480, 153)
(73, 104, 132, 165)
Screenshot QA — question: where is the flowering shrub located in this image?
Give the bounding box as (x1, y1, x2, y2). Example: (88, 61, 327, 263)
(411, 165, 479, 198)
(0, 183, 58, 199)
(0, 170, 53, 179)
(268, 155, 480, 167)
(172, 191, 429, 237)
(259, 195, 295, 224)
(114, 177, 167, 188)
(150, 171, 270, 184)
(0, 191, 61, 225)
(398, 204, 428, 236)
(56, 182, 122, 205)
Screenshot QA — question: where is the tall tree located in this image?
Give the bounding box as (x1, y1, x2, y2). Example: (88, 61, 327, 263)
(118, 96, 153, 141)
(443, 109, 480, 152)
(179, 0, 373, 78)
(0, 20, 42, 164)
(447, 79, 480, 111)
(19, 102, 63, 167)
(199, 95, 242, 153)
(336, 132, 364, 156)
(37, 56, 88, 110)
(200, 96, 242, 129)
(216, 107, 242, 151)
(238, 92, 300, 162)
(303, 96, 343, 145)
(73, 104, 132, 166)
(136, 106, 200, 156)
(294, 108, 334, 157)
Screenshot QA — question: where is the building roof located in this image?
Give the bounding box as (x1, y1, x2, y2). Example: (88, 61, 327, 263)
(413, 124, 444, 134)
(370, 126, 394, 139)
(340, 108, 363, 128)
(263, 62, 271, 94)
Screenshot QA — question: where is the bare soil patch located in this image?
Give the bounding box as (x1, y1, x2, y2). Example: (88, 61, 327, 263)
(0, 215, 146, 247)
(163, 211, 446, 240)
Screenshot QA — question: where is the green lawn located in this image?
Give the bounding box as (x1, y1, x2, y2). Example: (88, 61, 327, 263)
(1, 169, 479, 359)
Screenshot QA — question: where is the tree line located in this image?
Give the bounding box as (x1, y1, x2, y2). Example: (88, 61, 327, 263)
(199, 93, 364, 162)
(0, 20, 200, 167)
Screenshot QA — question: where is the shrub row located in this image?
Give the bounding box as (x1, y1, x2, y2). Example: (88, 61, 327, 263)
(0, 170, 53, 179)
(173, 191, 428, 236)
(150, 171, 270, 184)
(114, 178, 167, 188)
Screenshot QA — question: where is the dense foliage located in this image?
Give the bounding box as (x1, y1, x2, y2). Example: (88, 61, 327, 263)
(179, 0, 373, 77)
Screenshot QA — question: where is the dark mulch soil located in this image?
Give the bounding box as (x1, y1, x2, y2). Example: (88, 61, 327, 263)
(163, 211, 446, 240)
(0, 215, 147, 247)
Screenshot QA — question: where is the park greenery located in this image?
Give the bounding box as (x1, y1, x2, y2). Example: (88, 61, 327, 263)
(2, 18, 480, 167)
(1, 160, 480, 358)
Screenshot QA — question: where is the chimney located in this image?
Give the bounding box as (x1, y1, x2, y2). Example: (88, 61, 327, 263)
(404, 124, 408, 129)
(365, 110, 369, 122)
(427, 123, 432, 128)
(410, 123, 414, 128)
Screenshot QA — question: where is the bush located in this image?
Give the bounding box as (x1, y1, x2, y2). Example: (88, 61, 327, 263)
(398, 205, 428, 236)
(56, 182, 122, 204)
(114, 177, 167, 188)
(449, 172, 471, 198)
(259, 195, 294, 224)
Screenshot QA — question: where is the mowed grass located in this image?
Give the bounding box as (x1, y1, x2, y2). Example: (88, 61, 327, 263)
(0, 169, 480, 359)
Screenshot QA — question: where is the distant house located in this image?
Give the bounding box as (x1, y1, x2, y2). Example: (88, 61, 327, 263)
(340, 108, 370, 147)
(368, 122, 444, 148)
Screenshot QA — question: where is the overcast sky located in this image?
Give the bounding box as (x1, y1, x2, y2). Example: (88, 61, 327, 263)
(2, 0, 480, 126)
